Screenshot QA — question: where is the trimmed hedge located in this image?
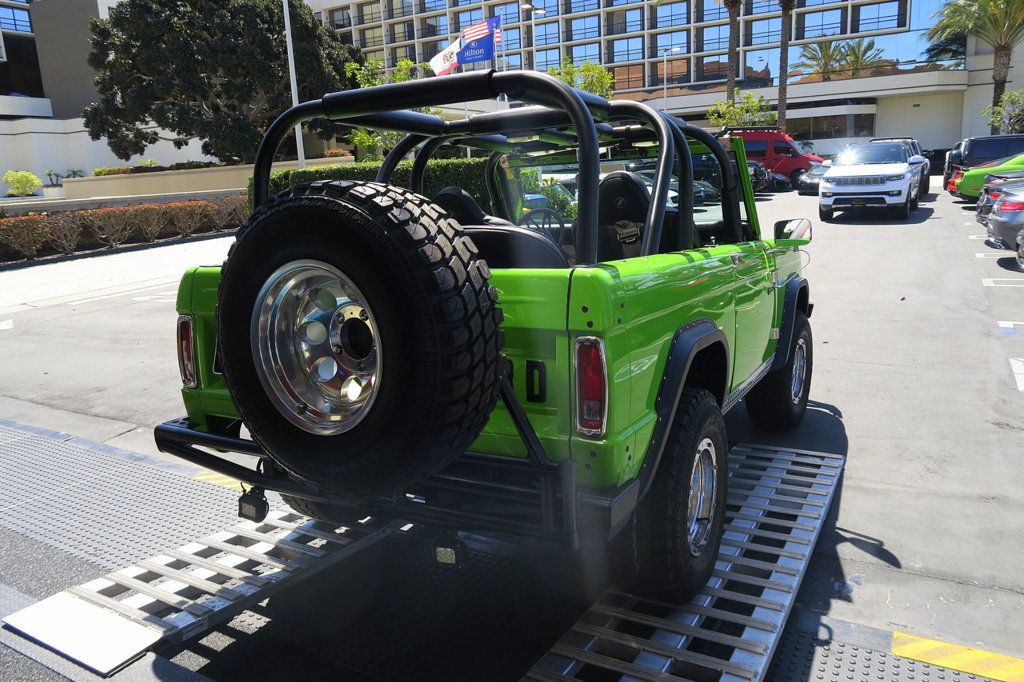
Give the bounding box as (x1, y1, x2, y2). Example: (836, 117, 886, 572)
(248, 157, 490, 211)
(92, 161, 225, 176)
(0, 195, 249, 262)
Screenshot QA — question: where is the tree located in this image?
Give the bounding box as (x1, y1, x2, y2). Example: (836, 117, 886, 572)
(843, 38, 885, 77)
(721, 0, 743, 102)
(83, 0, 364, 163)
(707, 90, 778, 127)
(777, 0, 795, 128)
(928, 0, 1024, 134)
(983, 88, 1024, 133)
(547, 60, 614, 99)
(793, 41, 847, 81)
(345, 59, 441, 160)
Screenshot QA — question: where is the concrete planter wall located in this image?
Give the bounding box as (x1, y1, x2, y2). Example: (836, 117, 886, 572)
(63, 156, 352, 200)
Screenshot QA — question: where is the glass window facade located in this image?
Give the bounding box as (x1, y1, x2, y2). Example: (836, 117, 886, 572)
(329, 8, 352, 29)
(493, 2, 520, 25)
(0, 6, 31, 32)
(391, 21, 415, 41)
(749, 17, 781, 45)
(787, 114, 876, 140)
(654, 2, 688, 28)
(361, 26, 384, 48)
(654, 30, 688, 58)
(607, 9, 643, 35)
(697, 54, 729, 81)
(535, 21, 559, 45)
(535, 48, 561, 70)
(456, 8, 483, 29)
(502, 27, 521, 49)
(534, 0, 559, 17)
(609, 37, 643, 62)
(611, 64, 644, 89)
(654, 58, 689, 85)
(389, 0, 415, 18)
(856, 1, 899, 31)
(700, 24, 729, 52)
(421, 0, 446, 10)
(571, 16, 600, 40)
(746, 0, 780, 15)
(358, 2, 381, 23)
(568, 0, 599, 12)
(503, 53, 523, 69)
(699, 0, 728, 22)
(801, 9, 844, 38)
(420, 14, 447, 37)
(571, 42, 601, 63)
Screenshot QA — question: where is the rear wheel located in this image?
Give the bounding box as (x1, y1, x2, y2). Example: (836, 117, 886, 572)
(745, 312, 812, 431)
(921, 171, 930, 195)
(611, 389, 727, 603)
(893, 195, 911, 220)
(217, 180, 503, 498)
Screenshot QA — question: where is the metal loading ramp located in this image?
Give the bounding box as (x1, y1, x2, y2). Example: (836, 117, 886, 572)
(3, 509, 400, 676)
(526, 444, 844, 682)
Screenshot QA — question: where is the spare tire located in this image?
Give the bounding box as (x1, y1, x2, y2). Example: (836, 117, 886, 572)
(217, 180, 503, 497)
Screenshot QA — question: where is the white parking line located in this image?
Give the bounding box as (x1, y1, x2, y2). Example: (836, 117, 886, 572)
(0, 319, 12, 331)
(65, 281, 179, 306)
(997, 321, 1024, 328)
(1010, 359, 1024, 391)
(982, 278, 1024, 287)
(968, 235, 988, 240)
(975, 253, 1006, 258)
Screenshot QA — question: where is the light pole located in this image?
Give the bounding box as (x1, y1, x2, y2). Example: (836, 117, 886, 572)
(660, 46, 681, 112)
(282, 0, 305, 167)
(520, 4, 546, 70)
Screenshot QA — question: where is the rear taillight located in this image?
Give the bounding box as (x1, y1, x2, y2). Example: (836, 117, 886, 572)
(575, 337, 606, 437)
(995, 200, 1024, 213)
(947, 170, 963, 191)
(177, 315, 197, 388)
(989, 190, 1002, 200)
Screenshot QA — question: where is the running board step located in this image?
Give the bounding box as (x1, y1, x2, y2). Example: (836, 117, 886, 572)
(3, 509, 400, 676)
(526, 443, 844, 682)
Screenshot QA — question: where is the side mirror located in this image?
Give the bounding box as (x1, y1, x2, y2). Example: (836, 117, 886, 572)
(774, 218, 812, 241)
(909, 154, 927, 165)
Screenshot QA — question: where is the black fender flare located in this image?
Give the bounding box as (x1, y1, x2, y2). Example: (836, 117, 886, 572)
(635, 318, 729, 500)
(771, 275, 811, 372)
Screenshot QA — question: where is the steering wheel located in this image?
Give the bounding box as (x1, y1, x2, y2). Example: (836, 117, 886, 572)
(518, 208, 568, 247)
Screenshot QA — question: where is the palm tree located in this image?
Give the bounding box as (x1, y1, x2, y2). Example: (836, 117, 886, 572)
(843, 38, 885, 77)
(928, 0, 1024, 134)
(722, 0, 743, 102)
(792, 41, 847, 81)
(777, 0, 795, 128)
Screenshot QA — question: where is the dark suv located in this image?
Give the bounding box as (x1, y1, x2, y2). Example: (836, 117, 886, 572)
(947, 134, 1024, 185)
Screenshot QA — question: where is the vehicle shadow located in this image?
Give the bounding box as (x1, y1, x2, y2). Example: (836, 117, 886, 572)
(996, 256, 1023, 272)
(826, 206, 935, 225)
(728, 400, 901, 679)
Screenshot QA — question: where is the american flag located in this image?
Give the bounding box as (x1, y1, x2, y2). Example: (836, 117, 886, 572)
(462, 17, 501, 43)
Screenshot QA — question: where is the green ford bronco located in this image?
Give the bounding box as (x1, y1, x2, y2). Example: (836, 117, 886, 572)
(156, 70, 814, 602)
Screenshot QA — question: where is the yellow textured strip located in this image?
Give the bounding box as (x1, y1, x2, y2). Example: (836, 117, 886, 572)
(892, 632, 1024, 682)
(192, 471, 240, 490)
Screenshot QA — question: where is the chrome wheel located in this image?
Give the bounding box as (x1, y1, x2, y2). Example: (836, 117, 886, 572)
(687, 437, 718, 556)
(252, 259, 381, 436)
(791, 337, 808, 405)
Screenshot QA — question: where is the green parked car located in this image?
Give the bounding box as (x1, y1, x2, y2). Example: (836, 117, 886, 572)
(156, 71, 815, 602)
(952, 153, 1024, 200)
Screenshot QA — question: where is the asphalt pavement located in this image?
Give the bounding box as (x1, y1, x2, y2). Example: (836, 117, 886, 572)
(0, 188, 1022, 675)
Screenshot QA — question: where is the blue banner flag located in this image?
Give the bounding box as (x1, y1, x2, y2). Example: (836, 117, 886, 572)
(457, 17, 500, 64)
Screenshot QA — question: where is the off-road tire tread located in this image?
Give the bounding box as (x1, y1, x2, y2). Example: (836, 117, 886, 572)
(745, 312, 812, 431)
(218, 180, 503, 497)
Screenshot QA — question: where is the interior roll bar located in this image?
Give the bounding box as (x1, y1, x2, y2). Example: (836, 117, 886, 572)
(251, 70, 604, 263)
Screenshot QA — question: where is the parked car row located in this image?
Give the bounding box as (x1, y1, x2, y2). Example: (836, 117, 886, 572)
(943, 134, 1024, 189)
(975, 173, 1024, 271)
(947, 148, 1024, 201)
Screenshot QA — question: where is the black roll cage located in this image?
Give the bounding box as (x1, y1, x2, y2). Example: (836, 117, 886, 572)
(251, 68, 743, 262)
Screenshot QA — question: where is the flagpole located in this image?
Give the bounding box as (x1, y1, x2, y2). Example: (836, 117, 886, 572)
(282, 0, 305, 168)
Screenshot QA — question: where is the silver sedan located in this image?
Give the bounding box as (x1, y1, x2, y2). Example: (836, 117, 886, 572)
(986, 189, 1024, 269)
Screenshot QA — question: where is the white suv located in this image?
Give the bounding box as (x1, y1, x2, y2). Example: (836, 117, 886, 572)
(819, 142, 924, 222)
